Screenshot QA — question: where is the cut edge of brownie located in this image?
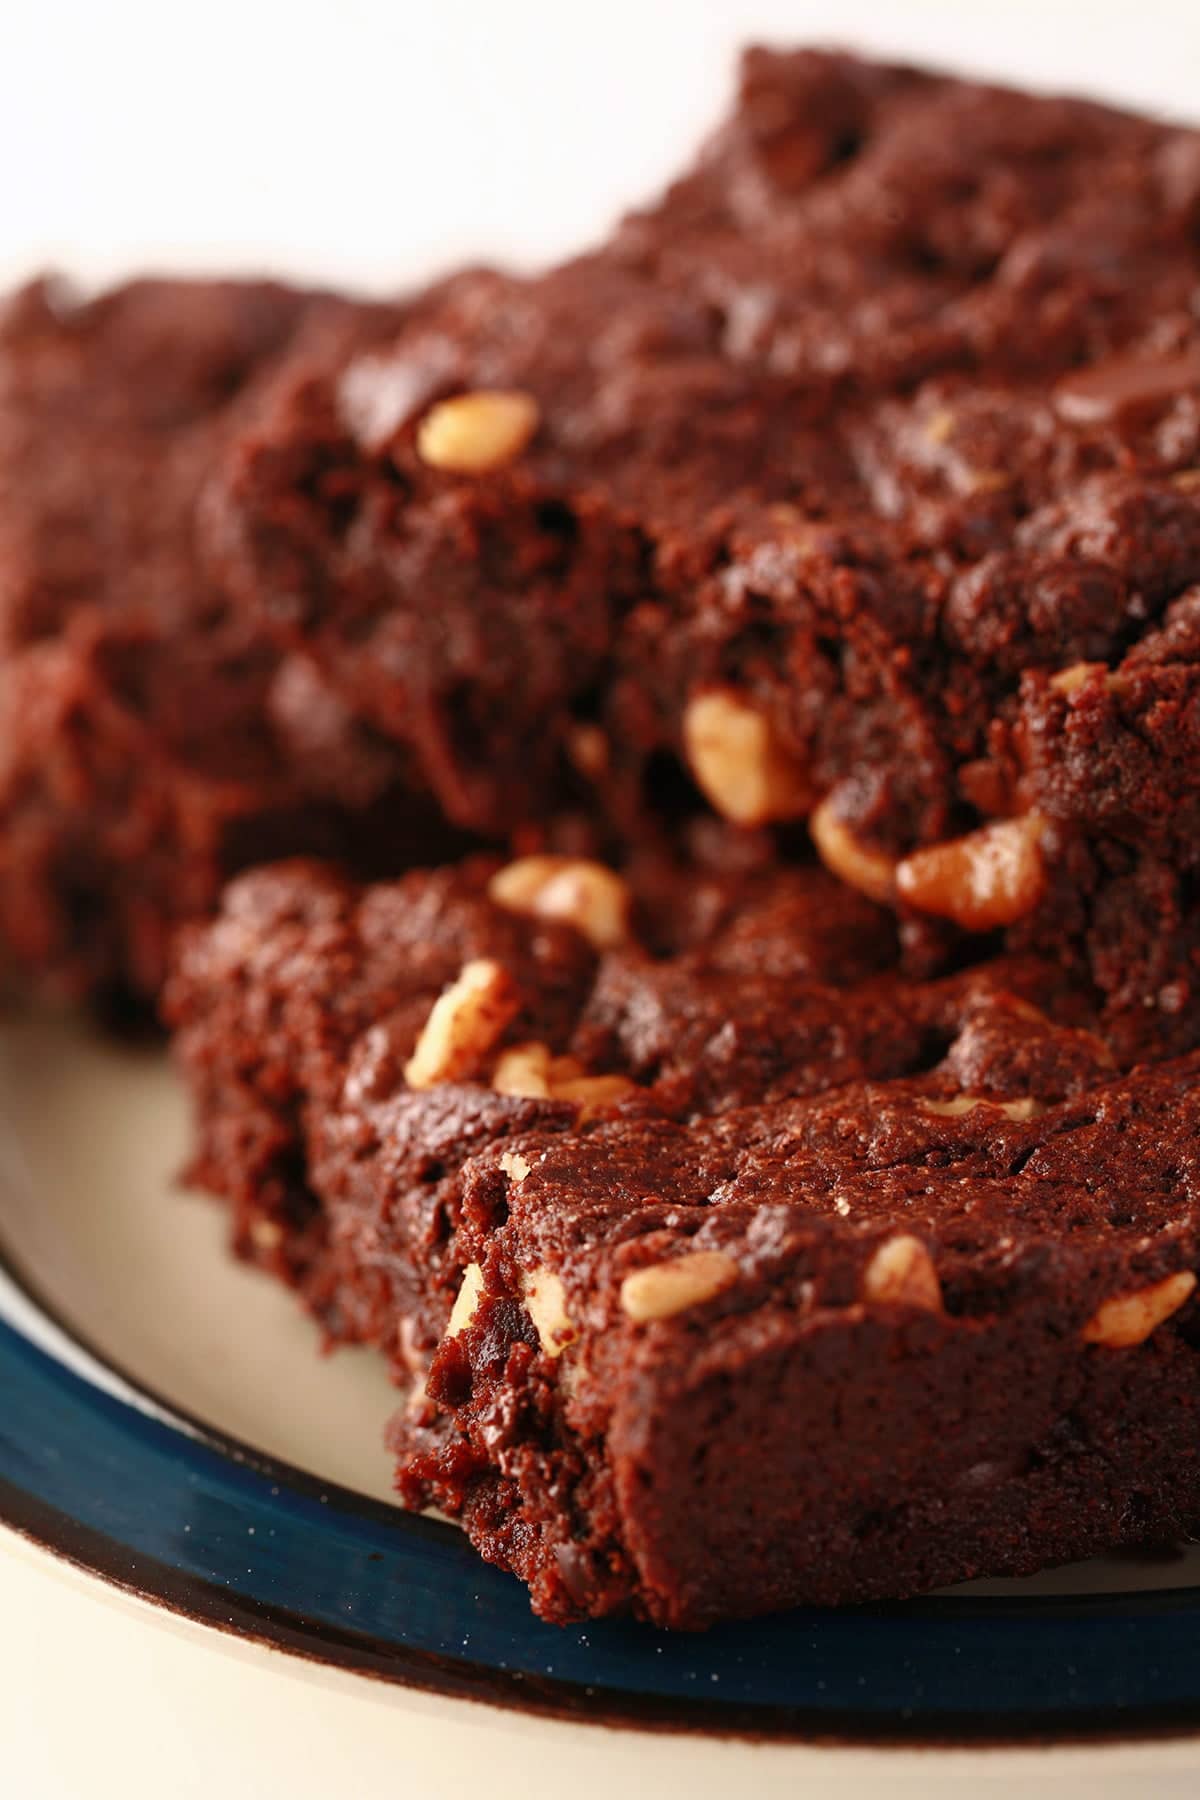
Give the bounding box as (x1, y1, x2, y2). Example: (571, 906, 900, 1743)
(395, 1054, 1200, 1627)
(166, 845, 1200, 1626)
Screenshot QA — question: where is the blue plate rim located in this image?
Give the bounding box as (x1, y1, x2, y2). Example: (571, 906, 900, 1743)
(4, 1240, 1200, 1745)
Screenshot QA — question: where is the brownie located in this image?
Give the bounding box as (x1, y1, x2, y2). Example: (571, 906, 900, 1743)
(0, 275, 328, 648)
(27, 45, 1200, 1631)
(400, 1051, 1200, 1626)
(165, 848, 1200, 1625)
(164, 850, 905, 1342)
(206, 49, 1200, 1029)
(0, 276, 470, 1004)
(166, 853, 600, 1335)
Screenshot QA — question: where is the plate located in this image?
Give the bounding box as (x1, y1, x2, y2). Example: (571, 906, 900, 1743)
(3, 1012, 1200, 1744)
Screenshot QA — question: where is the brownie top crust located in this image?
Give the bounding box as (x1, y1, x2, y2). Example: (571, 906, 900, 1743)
(158, 46, 1200, 1633)
(168, 832, 1200, 1628)
(203, 50, 1200, 1031)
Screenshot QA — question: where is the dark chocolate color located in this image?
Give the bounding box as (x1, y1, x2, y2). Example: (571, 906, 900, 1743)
(0, 277, 463, 1003)
(167, 851, 1200, 1627)
(207, 49, 1200, 1023)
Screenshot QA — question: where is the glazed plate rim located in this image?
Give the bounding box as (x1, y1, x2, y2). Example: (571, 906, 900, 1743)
(6, 1218, 1200, 1748)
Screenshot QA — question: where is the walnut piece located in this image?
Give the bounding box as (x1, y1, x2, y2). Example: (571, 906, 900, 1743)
(492, 1041, 554, 1099)
(809, 796, 896, 904)
(395, 1316, 423, 1378)
(493, 1040, 634, 1119)
(922, 1094, 1044, 1121)
(551, 1072, 636, 1121)
(683, 689, 812, 827)
(1081, 1271, 1196, 1347)
(962, 468, 1010, 495)
(416, 389, 539, 473)
(446, 1262, 485, 1338)
(499, 1150, 532, 1185)
(488, 855, 630, 950)
(620, 1249, 739, 1322)
(1050, 662, 1106, 697)
(567, 723, 609, 779)
(522, 1268, 576, 1356)
(404, 959, 518, 1090)
(863, 1236, 942, 1311)
(895, 815, 1046, 932)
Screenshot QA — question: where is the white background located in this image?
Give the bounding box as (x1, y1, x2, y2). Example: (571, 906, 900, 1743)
(4, 1, 1200, 1794)
(1, 0, 1199, 295)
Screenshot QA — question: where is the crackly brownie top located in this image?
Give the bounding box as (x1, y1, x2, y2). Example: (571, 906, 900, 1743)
(169, 852, 885, 1075)
(450, 1041, 1200, 1374)
(209, 47, 1200, 886)
(223, 843, 1196, 1463)
(170, 844, 1134, 1213)
(171, 843, 1200, 1429)
(434, 989, 1198, 1424)
(171, 839, 1147, 1134)
(162, 855, 1016, 1215)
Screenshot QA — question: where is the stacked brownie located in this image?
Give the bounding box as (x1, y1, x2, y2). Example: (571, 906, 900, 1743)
(0, 276, 475, 1006)
(166, 851, 1200, 1625)
(206, 48, 1200, 1049)
(11, 47, 1200, 1623)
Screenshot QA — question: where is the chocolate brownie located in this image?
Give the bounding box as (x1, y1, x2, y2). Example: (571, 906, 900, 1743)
(206, 49, 1200, 1030)
(166, 849, 1200, 1624)
(164, 850, 904, 1343)
(0, 276, 469, 1004)
(399, 1051, 1200, 1626)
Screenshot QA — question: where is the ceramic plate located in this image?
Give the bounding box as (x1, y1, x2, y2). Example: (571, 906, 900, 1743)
(2, 1012, 1200, 1744)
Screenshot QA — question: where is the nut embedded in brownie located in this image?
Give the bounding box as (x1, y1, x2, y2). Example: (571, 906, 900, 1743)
(163, 850, 907, 1341)
(399, 1051, 1200, 1627)
(166, 845, 1200, 1625)
(204, 48, 1200, 1026)
(37, 42, 1200, 1632)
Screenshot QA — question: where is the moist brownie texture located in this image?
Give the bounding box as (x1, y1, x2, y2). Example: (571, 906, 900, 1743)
(165, 850, 903, 1344)
(0, 276, 465, 1004)
(28, 44, 1200, 1631)
(401, 1051, 1200, 1626)
(167, 849, 1200, 1625)
(207, 48, 1200, 1030)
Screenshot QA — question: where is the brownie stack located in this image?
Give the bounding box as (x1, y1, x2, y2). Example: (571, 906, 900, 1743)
(10, 48, 1200, 1626)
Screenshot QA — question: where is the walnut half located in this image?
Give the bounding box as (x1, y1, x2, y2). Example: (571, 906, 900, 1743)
(862, 1236, 942, 1311)
(620, 1249, 739, 1322)
(416, 389, 539, 473)
(1081, 1272, 1196, 1348)
(404, 959, 518, 1089)
(683, 689, 813, 827)
(896, 815, 1046, 932)
(488, 856, 630, 950)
